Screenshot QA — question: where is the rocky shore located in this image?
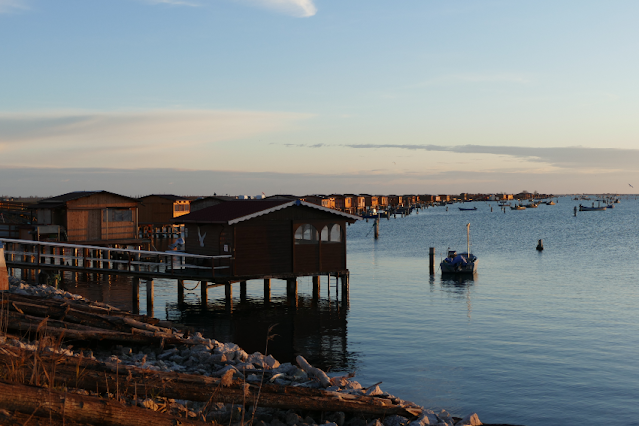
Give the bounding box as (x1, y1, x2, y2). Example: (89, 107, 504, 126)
(1, 277, 485, 426)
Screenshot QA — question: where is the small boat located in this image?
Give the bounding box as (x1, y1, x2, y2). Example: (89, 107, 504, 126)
(606, 204, 615, 209)
(579, 204, 606, 211)
(362, 210, 390, 219)
(545, 201, 555, 205)
(458, 207, 477, 211)
(524, 202, 539, 208)
(441, 223, 478, 274)
(510, 205, 526, 210)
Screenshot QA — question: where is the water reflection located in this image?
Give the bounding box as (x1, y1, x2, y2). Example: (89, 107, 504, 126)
(439, 273, 475, 319)
(166, 295, 358, 372)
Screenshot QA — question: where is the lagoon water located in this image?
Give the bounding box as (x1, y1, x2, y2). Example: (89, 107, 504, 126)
(62, 196, 639, 425)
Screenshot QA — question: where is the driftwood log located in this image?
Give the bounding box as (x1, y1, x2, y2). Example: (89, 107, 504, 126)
(0, 347, 421, 418)
(0, 380, 209, 426)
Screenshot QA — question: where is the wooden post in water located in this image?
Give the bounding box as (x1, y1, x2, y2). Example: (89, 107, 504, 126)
(240, 280, 247, 302)
(264, 279, 271, 304)
(374, 217, 380, 239)
(131, 277, 139, 315)
(286, 278, 297, 307)
(201, 280, 209, 304)
(312, 275, 320, 302)
(224, 282, 232, 312)
(177, 279, 184, 306)
(146, 279, 154, 317)
(340, 273, 349, 308)
(429, 247, 436, 275)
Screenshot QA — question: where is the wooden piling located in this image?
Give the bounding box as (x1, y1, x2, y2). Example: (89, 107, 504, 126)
(287, 278, 297, 307)
(374, 218, 380, 239)
(264, 278, 271, 304)
(202, 281, 209, 303)
(240, 280, 247, 302)
(146, 279, 154, 317)
(340, 274, 349, 307)
(429, 247, 435, 275)
(177, 279, 184, 306)
(131, 277, 140, 315)
(224, 282, 232, 312)
(312, 275, 320, 302)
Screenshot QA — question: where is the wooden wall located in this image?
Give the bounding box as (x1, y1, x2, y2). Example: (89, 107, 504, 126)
(64, 193, 138, 242)
(139, 196, 190, 224)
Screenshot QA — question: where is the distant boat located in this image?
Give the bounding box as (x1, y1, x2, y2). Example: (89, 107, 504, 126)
(545, 201, 556, 205)
(458, 207, 477, 211)
(441, 223, 478, 274)
(579, 204, 606, 211)
(511, 205, 526, 210)
(524, 202, 539, 208)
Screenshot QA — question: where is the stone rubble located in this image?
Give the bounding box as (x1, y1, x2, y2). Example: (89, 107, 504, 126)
(2, 277, 483, 426)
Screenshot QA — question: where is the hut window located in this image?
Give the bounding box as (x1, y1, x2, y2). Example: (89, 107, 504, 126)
(103, 209, 132, 222)
(295, 224, 318, 244)
(320, 224, 342, 243)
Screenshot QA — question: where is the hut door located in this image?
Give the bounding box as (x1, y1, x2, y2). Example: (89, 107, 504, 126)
(87, 210, 101, 241)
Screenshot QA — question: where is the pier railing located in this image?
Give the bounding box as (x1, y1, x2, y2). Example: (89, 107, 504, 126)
(0, 238, 233, 280)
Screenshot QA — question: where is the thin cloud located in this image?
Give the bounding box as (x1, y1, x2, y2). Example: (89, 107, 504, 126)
(0, 0, 29, 13)
(342, 143, 639, 171)
(241, 0, 317, 17)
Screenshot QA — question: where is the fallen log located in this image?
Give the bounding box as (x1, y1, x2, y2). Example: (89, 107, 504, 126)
(0, 380, 209, 426)
(0, 347, 422, 418)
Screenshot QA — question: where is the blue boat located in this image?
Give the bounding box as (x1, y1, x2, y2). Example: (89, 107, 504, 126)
(458, 207, 477, 211)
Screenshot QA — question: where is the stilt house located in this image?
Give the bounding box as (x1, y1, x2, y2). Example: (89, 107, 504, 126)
(31, 191, 140, 244)
(176, 200, 360, 279)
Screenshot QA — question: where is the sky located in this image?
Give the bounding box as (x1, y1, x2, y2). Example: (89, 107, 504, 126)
(1, 0, 639, 197)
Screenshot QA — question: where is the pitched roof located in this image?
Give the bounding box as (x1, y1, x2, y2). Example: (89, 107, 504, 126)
(139, 194, 189, 202)
(31, 191, 138, 208)
(177, 200, 361, 225)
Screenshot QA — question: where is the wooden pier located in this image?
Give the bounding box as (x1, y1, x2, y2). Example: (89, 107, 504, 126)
(1, 238, 350, 315)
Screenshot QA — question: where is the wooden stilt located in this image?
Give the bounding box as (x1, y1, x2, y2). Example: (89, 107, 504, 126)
(177, 279, 184, 306)
(264, 279, 271, 304)
(146, 279, 154, 317)
(312, 275, 320, 302)
(287, 278, 297, 307)
(341, 273, 349, 308)
(131, 277, 140, 315)
(201, 280, 208, 304)
(240, 280, 247, 302)
(225, 282, 232, 312)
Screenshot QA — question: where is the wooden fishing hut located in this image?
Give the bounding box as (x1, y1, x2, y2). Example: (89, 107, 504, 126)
(302, 195, 333, 209)
(175, 199, 361, 309)
(138, 194, 192, 237)
(376, 196, 389, 209)
(387, 195, 401, 208)
(363, 195, 379, 210)
(344, 195, 365, 215)
(30, 191, 142, 246)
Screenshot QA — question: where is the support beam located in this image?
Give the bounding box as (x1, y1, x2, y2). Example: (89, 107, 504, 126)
(225, 282, 233, 313)
(286, 278, 297, 307)
(341, 274, 350, 308)
(201, 280, 208, 304)
(177, 279, 184, 306)
(146, 279, 154, 318)
(312, 275, 320, 303)
(131, 277, 140, 315)
(264, 279, 271, 304)
(240, 280, 247, 302)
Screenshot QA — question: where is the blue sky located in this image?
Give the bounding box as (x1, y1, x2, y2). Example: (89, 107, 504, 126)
(1, 0, 638, 196)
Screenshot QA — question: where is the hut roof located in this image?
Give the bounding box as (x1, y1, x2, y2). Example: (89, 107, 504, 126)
(139, 194, 189, 201)
(178, 200, 361, 225)
(30, 191, 139, 209)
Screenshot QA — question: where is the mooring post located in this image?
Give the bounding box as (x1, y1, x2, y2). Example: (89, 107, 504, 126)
(429, 247, 436, 275)
(287, 278, 298, 307)
(312, 275, 320, 302)
(574, 206, 577, 217)
(264, 278, 271, 304)
(240, 280, 247, 302)
(177, 279, 184, 306)
(374, 217, 380, 239)
(224, 282, 232, 312)
(131, 277, 140, 315)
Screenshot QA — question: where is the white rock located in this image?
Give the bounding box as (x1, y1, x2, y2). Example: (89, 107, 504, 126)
(365, 385, 383, 396)
(455, 413, 481, 426)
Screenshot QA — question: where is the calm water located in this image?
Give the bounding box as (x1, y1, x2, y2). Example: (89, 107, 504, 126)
(58, 196, 639, 425)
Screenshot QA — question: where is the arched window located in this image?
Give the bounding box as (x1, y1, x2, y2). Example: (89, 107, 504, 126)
(330, 224, 342, 242)
(295, 224, 319, 244)
(321, 226, 329, 241)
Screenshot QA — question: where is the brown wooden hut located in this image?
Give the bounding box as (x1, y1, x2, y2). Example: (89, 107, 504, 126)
(176, 200, 360, 280)
(138, 195, 191, 225)
(31, 191, 140, 244)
